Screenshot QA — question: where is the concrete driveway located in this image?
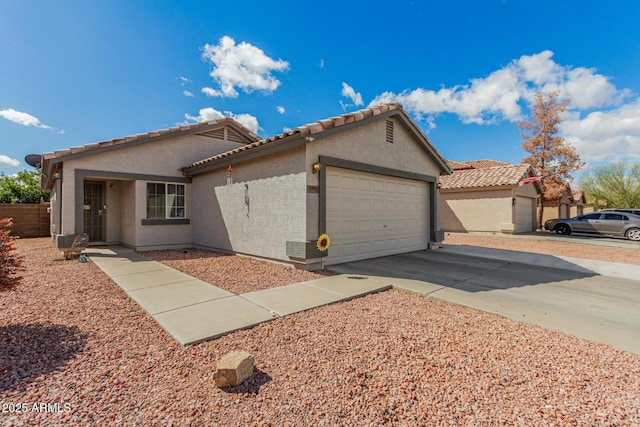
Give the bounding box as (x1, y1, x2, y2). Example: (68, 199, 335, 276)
(329, 246, 640, 355)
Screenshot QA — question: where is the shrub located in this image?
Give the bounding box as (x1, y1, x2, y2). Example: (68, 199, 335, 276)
(0, 218, 24, 287)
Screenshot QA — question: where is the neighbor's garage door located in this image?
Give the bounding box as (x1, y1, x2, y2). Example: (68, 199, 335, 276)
(515, 196, 536, 233)
(325, 167, 429, 265)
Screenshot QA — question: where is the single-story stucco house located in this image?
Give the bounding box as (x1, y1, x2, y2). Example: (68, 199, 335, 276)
(40, 102, 451, 269)
(439, 160, 542, 234)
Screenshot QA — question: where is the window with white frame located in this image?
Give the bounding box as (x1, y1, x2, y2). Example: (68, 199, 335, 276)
(146, 182, 186, 219)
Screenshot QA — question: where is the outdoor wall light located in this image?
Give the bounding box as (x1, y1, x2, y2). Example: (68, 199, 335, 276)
(54, 172, 60, 180)
(312, 162, 321, 174)
(512, 197, 517, 205)
(437, 182, 442, 189)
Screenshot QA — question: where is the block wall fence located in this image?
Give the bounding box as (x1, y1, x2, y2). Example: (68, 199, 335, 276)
(0, 203, 51, 238)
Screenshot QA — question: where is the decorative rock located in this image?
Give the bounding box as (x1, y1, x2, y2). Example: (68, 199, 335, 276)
(214, 351, 255, 388)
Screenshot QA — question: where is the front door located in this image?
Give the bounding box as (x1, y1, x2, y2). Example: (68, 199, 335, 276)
(84, 182, 105, 242)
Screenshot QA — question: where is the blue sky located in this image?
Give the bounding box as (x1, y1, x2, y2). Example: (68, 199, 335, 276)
(1, 0, 639, 178)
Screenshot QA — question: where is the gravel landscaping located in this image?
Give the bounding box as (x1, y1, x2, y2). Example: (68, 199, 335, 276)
(444, 232, 640, 265)
(1, 238, 639, 425)
(144, 249, 334, 294)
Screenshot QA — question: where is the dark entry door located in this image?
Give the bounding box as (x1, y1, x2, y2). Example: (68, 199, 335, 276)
(84, 182, 105, 242)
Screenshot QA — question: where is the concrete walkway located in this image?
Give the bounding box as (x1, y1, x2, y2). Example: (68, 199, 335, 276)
(85, 246, 391, 345)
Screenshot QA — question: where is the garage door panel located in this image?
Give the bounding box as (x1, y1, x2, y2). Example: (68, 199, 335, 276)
(341, 220, 356, 234)
(342, 198, 356, 213)
(325, 167, 429, 264)
(358, 178, 371, 191)
(326, 174, 341, 189)
(373, 240, 386, 252)
(358, 220, 371, 232)
(385, 200, 396, 213)
(341, 176, 357, 190)
(372, 199, 385, 212)
(358, 199, 371, 211)
(342, 243, 356, 257)
(358, 242, 372, 254)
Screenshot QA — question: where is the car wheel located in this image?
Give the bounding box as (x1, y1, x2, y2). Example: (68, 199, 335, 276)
(626, 228, 640, 241)
(554, 224, 571, 235)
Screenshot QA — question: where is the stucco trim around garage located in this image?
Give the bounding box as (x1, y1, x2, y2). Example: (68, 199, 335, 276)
(316, 156, 440, 242)
(73, 169, 192, 235)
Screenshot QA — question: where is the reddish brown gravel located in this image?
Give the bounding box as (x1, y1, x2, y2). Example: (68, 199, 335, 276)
(144, 249, 334, 294)
(1, 238, 639, 426)
(444, 232, 640, 265)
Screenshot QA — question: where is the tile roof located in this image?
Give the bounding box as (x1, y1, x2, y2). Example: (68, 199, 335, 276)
(440, 163, 533, 189)
(42, 118, 260, 161)
(466, 159, 512, 169)
(182, 102, 408, 172)
(446, 160, 473, 170)
(447, 159, 513, 171)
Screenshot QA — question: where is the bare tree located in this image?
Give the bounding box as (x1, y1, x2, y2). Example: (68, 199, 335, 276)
(518, 91, 584, 226)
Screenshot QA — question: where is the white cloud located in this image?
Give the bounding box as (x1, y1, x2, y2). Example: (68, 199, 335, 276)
(183, 90, 194, 97)
(340, 82, 364, 109)
(0, 108, 63, 133)
(370, 50, 628, 126)
(560, 99, 640, 163)
(184, 107, 260, 133)
(0, 155, 20, 167)
(319, 59, 325, 68)
(276, 105, 285, 114)
(201, 87, 223, 97)
(178, 76, 191, 86)
(201, 36, 289, 98)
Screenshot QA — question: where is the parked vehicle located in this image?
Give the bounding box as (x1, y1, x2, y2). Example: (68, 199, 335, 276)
(544, 211, 640, 241)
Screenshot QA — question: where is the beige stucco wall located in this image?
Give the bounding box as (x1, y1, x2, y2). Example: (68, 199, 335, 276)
(191, 147, 307, 262)
(133, 181, 193, 250)
(440, 188, 513, 232)
(305, 116, 443, 238)
(57, 134, 242, 244)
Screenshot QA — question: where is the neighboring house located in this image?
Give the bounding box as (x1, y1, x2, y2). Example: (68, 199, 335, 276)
(539, 181, 573, 225)
(570, 189, 588, 216)
(41, 102, 451, 269)
(439, 160, 542, 234)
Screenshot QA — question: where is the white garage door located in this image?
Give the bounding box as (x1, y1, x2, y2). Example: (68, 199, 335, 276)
(325, 167, 429, 265)
(515, 196, 535, 232)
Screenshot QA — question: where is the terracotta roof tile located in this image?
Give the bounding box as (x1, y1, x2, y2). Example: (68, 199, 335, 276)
(446, 160, 474, 170)
(466, 159, 512, 169)
(440, 164, 533, 189)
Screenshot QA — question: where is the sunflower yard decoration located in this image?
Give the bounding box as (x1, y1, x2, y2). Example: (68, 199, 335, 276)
(316, 233, 330, 268)
(316, 233, 330, 252)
